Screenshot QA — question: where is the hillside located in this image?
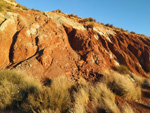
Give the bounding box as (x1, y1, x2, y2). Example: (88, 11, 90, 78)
(0, 0, 150, 113)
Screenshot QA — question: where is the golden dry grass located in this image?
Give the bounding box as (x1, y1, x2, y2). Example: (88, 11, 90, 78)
(0, 70, 41, 110)
(90, 82, 120, 113)
(121, 104, 134, 113)
(102, 70, 142, 101)
(70, 87, 89, 113)
(0, 69, 143, 113)
(131, 73, 150, 89)
(22, 75, 74, 113)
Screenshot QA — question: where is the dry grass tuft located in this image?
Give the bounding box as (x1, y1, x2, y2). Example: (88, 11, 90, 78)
(131, 73, 150, 89)
(70, 87, 89, 113)
(0, 70, 141, 113)
(22, 75, 74, 113)
(102, 70, 142, 101)
(0, 70, 41, 110)
(90, 82, 120, 113)
(121, 104, 134, 113)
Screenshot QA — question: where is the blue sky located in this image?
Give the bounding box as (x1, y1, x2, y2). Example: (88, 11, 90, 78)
(15, 0, 150, 36)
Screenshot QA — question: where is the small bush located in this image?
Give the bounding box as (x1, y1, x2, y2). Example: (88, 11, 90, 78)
(80, 17, 96, 22)
(22, 6, 28, 10)
(84, 23, 95, 30)
(31, 8, 40, 12)
(87, 23, 94, 28)
(130, 31, 135, 34)
(16, 4, 22, 8)
(105, 23, 114, 28)
(52, 9, 62, 13)
(88, 17, 96, 22)
(68, 14, 77, 18)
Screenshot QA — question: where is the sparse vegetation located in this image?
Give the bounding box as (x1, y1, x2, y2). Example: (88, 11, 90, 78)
(90, 82, 120, 113)
(105, 23, 114, 28)
(22, 75, 74, 113)
(31, 8, 40, 12)
(79, 17, 96, 23)
(68, 14, 82, 19)
(132, 73, 150, 89)
(0, 0, 29, 11)
(0, 70, 41, 110)
(52, 9, 63, 13)
(102, 70, 142, 101)
(0, 69, 143, 112)
(21, 6, 28, 10)
(0, 0, 10, 11)
(130, 31, 136, 34)
(84, 23, 95, 30)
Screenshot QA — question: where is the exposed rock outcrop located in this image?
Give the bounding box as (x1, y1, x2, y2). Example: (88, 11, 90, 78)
(0, 10, 150, 79)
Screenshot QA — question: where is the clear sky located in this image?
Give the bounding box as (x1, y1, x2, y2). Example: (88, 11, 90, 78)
(15, 0, 150, 37)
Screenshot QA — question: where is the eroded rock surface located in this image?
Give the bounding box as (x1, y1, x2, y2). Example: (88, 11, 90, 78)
(0, 10, 150, 79)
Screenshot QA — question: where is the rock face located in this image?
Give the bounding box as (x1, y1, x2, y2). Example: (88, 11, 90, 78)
(0, 10, 150, 79)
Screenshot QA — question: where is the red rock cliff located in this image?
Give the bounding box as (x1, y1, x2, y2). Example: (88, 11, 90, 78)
(0, 10, 150, 79)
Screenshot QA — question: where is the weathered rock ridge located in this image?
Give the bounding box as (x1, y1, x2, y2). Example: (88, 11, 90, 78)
(0, 10, 150, 79)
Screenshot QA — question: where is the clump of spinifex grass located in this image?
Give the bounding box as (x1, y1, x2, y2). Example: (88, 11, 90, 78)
(22, 75, 74, 113)
(0, 70, 41, 110)
(102, 70, 142, 101)
(0, 69, 140, 113)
